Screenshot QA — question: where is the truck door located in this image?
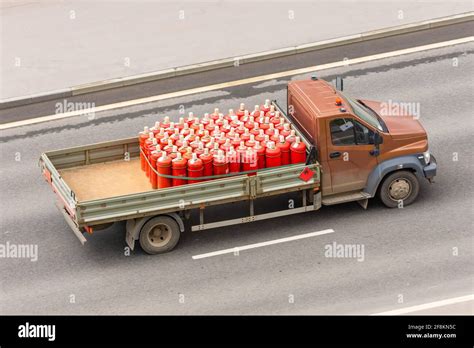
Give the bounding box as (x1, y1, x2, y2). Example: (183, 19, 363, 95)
(325, 117, 379, 194)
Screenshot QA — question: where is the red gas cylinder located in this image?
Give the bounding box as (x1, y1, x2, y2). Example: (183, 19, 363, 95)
(265, 123, 276, 136)
(175, 135, 185, 148)
(139, 128, 151, 171)
(255, 129, 266, 143)
(149, 146, 162, 189)
(172, 152, 188, 187)
(250, 105, 260, 117)
(240, 110, 250, 123)
(185, 129, 196, 143)
(227, 148, 240, 173)
(265, 141, 282, 168)
(244, 116, 255, 129)
(220, 120, 231, 133)
(159, 133, 170, 147)
(205, 119, 216, 132)
(191, 118, 201, 132)
(169, 146, 179, 160)
(205, 138, 215, 150)
(241, 128, 251, 142)
(170, 128, 181, 142)
(213, 150, 229, 176)
(194, 142, 206, 155)
(180, 123, 191, 137)
(183, 148, 194, 160)
(190, 136, 201, 150)
(275, 118, 286, 131)
(280, 123, 291, 137)
(236, 103, 247, 118)
(245, 134, 256, 147)
(242, 148, 258, 175)
(216, 133, 227, 146)
(225, 109, 236, 121)
(210, 108, 220, 121)
(277, 135, 290, 165)
(266, 105, 276, 118)
(230, 134, 241, 148)
(250, 122, 260, 136)
(259, 117, 271, 131)
(215, 114, 225, 127)
(235, 123, 246, 135)
(176, 117, 185, 130)
(220, 138, 233, 152)
(201, 113, 211, 127)
(254, 142, 266, 169)
(163, 139, 174, 153)
(286, 130, 297, 144)
(157, 152, 172, 189)
(270, 111, 281, 125)
(211, 126, 221, 137)
(178, 140, 189, 154)
(290, 136, 306, 164)
(201, 130, 212, 144)
(145, 137, 159, 177)
(150, 122, 160, 135)
(199, 148, 214, 178)
(188, 153, 204, 184)
(236, 141, 247, 164)
(161, 116, 171, 128)
(270, 129, 281, 143)
(260, 99, 271, 114)
(210, 142, 221, 156)
(186, 112, 195, 126)
(165, 122, 176, 135)
(256, 111, 266, 124)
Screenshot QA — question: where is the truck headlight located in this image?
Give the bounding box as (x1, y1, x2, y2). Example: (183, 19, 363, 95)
(423, 151, 430, 165)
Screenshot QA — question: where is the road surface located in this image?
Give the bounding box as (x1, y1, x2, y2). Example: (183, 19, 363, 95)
(0, 40, 472, 315)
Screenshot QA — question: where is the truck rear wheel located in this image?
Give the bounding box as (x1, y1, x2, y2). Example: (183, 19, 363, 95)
(379, 170, 420, 208)
(139, 216, 180, 254)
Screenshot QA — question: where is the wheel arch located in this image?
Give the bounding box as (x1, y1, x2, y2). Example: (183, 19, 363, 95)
(125, 212, 185, 251)
(364, 155, 424, 197)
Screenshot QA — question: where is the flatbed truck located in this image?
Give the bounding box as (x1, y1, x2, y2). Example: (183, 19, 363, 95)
(39, 77, 437, 254)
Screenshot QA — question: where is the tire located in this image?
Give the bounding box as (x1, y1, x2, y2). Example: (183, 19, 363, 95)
(379, 170, 420, 208)
(139, 216, 180, 254)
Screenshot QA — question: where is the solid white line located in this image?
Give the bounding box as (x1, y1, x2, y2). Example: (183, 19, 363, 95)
(192, 229, 335, 260)
(374, 294, 474, 315)
(1, 36, 472, 131)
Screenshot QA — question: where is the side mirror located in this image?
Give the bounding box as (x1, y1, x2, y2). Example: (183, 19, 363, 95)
(374, 132, 383, 145)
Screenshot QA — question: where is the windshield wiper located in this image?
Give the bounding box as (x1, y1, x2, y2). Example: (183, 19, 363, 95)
(357, 100, 388, 133)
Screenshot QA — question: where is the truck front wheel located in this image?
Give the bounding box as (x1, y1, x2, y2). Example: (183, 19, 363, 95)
(379, 170, 420, 208)
(139, 216, 180, 254)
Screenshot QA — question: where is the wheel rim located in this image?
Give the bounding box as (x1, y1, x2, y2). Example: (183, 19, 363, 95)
(388, 178, 411, 201)
(147, 224, 172, 247)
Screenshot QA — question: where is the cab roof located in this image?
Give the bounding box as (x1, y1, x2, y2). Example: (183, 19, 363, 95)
(288, 79, 349, 118)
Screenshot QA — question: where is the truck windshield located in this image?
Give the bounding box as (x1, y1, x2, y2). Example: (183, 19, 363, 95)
(341, 95, 384, 131)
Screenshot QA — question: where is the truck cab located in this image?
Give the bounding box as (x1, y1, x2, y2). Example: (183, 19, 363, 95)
(288, 77, 437, 208)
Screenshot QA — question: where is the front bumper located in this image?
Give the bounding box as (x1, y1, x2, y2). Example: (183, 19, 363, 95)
(423, 154, 437, 180)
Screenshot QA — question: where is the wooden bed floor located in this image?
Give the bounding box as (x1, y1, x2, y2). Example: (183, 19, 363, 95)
(59, 159, 153, 201)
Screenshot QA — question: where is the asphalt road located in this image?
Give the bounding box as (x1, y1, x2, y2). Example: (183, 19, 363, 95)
(0, 42, 473, 315)
(2, 20, 473, 122)
(1, 0, 472, 99)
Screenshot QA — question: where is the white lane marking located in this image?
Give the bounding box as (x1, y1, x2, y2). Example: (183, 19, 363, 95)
(2, 36, 473, 131)
(192, 229, 335, 260)
(374, 294, 474, 315)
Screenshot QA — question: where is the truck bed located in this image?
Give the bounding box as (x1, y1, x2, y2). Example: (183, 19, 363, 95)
(39, 102, 320, 229)
(59, 159, 150, 201)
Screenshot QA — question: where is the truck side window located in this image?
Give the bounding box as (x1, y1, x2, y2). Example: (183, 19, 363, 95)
(330, 118, 355, 145)
(354, 120, 375, 145)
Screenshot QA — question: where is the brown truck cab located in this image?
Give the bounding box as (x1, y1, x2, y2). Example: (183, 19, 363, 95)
(287, 77, 437, 208)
